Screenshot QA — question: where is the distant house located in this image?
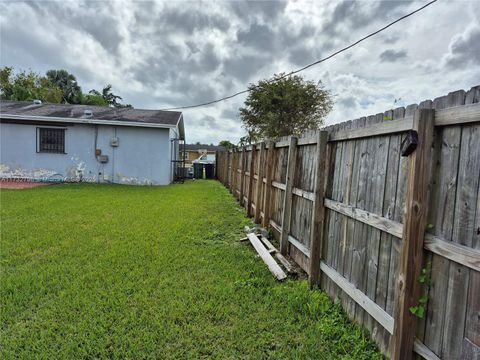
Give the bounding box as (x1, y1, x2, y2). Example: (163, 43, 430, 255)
(0, 100, 185, 185)
(183, 144, 224, 169)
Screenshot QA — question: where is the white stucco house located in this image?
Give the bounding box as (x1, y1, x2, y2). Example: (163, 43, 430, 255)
(0, 100, 185, 185)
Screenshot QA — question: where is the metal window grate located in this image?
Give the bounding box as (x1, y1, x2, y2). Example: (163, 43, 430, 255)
(38, 128, 65, 153)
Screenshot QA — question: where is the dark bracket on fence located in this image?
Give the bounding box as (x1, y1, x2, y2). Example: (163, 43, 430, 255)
(401, 130, 418, 157)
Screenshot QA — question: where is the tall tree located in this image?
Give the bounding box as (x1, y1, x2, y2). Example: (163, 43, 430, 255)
(46, 69, 82, 104)
(239, 73, 333, 142)
(0, 67, 63, 103)
(89, 84, 131, 108)
(218, 140, 235, 149)
(79, 93, 109, 106)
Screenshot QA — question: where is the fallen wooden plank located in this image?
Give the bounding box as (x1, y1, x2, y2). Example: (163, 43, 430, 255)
(260, 236, 295, 274)
(247, 233, 287, 281)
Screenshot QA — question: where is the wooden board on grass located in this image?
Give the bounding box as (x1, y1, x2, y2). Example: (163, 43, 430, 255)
(247, 233, 287, 281)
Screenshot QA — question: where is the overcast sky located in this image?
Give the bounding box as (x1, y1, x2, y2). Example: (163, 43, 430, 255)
(1, 0, 479, 144)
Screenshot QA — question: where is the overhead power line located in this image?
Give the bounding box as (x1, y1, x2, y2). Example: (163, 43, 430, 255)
(160, 0, 438, 111)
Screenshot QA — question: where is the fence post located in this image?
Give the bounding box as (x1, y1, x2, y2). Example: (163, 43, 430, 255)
(239, 147, 246, 206)
(308, 131, 329, 286)
(217, 152, 221, 182)
(254, 142, 266, 223)
(262, 140, 275, 228)
(232, 149, 237, 196)
(247, 146, 256, 216)
(391, 109, 435, 360)
(280, 136, 298, 255)
(229, 150, 233, 192)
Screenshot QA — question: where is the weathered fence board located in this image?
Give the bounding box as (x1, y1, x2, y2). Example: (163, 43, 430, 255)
(216, 86, 480, 360)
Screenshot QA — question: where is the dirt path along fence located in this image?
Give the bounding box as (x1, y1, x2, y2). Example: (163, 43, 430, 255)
(216, 87, 480, 360)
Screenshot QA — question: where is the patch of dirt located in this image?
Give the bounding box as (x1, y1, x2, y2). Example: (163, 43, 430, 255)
(0, 180, 55, 189)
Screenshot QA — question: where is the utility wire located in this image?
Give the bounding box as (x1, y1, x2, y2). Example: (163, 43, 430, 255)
(160, 0, 438, 111)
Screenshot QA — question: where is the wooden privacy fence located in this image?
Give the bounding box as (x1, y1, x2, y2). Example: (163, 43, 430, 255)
(216, 87, 480, 360)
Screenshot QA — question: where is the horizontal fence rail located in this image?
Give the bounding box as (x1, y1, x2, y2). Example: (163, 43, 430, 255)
(216, 87, 480, 360)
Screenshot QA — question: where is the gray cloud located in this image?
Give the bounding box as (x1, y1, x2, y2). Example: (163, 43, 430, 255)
(379, 49, 408, 62)
(228, 1, 287, 20)
(323, 0, 412, 36)
(0, 0, 478, 144)
(24, 1, 124, 55)
(223, 54, 267, 83)
(445, 26, 480, 68)
(158, 7, 230, 34)
(237, 22, 276, 51)
(339, 96, 357, 109)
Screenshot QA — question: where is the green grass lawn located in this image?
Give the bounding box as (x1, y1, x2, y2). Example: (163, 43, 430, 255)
(1, 180, 381, 359)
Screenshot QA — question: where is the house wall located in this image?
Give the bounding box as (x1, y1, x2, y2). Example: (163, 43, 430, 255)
(0, 122, 174, 185)
(184, 150, 216, 168)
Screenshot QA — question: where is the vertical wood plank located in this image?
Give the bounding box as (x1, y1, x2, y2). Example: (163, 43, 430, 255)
(308, 131, 329, 286)
(391, 108, 435, 360)
(423, 92, 465, 357)
(365, 113, 389, 340)
(262, 140, 275, 228)
(247, 147, 256, 216)
(254, 142, 266, 223)
(231, 149, 236, 195)
(352, 116, 373, 325)
(463, 85, 480, 359)
(375, 106, 404, 352)
(343, 117, 366, 319)
(239, 147, 246, 206)
(280, 136, 298, 255)
(230, 150, 234, 192)
(442, 126, 480, 357)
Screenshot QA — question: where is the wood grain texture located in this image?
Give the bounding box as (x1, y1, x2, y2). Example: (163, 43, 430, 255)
(324, 199, 403, 238)
(320, 261, 394, 335)
(254, 143, 266, 223)
(442, 120, 480, 358)
(262, 141, 275, 228)
(413, 339, 441, 360)
(424, 234, 480, 271)
(308, 131, 329, 286)
(376, 107, 404, 352)
(280, 137, 298, 255)
(239, 148, 246, 206)
(424, 90, 466, 358)
(247, 233, 287, 281)
(391, 109, 435, 360)
(435, 102, 480, 126)
(329, 116, 413, 141)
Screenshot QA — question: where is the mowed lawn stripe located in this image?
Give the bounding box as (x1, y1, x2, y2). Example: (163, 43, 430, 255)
(1, 181, 381, 359)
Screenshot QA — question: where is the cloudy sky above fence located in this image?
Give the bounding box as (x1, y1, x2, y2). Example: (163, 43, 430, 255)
(1, 1, 479, 144)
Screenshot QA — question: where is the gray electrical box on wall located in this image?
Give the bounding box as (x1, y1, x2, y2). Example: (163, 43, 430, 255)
(98, 155, 109, 163)
(110, 137, 119, 147)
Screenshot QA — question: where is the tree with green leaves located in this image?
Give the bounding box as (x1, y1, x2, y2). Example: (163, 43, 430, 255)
(46, 69, 82, 104)
(239, 73, 333, 143)
(0, 67, 63, 103)
(89, 84, 131, 108)
(79, 93, 109, 106)
(1, 67, 133, 108)
(218, 140, 235, 149)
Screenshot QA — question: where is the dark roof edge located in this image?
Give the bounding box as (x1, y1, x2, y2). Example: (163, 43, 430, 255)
(0, 113, 178, 130)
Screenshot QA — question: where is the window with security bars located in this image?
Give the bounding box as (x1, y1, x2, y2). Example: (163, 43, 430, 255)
(37, 128, 65, 153)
